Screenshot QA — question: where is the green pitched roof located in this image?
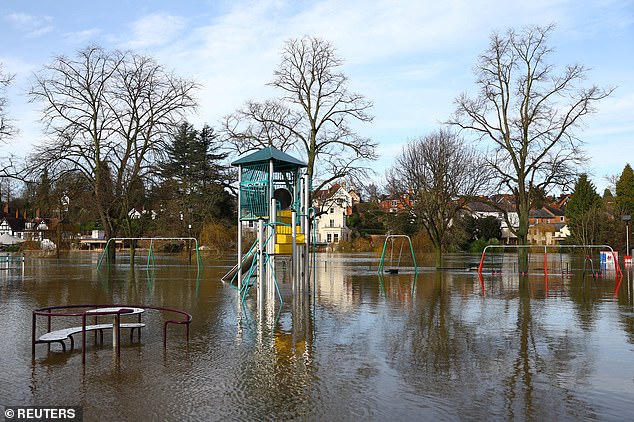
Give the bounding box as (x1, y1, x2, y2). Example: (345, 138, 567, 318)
(231, 146, 307, 169)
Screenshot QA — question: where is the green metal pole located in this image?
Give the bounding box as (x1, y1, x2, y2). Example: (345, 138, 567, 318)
(378, 237, 389, 274)
(408, 236, 418, 274)
(97, 240, 111, 270)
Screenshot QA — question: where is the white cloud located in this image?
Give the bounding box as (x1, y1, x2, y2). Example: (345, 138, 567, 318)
(63, 29, 102, 45)
(6, 12, 53, 38)
(123, 12, 187, 49)
(1, 0, 632, 185)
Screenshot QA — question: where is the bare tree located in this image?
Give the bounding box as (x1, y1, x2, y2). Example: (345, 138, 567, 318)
(448, 24, 612, 270)
(0, 64, 16, 143)
(27, 45, 198, 244)
(387, 129, 491, 267)
(0, 64, 19, 179)
(223, 36, 376, 197)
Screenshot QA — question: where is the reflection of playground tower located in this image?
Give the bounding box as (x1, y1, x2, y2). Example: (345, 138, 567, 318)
(225, 147, 312, 307)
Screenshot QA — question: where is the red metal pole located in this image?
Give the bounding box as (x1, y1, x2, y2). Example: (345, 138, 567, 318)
(613, 251, 623, 277)
(478, 251, 485, 276)
(614, 273, 623, 298)
(478, 272, 485, 295)
(82, 313, 86, 365)
(31, 312, 36, 357)
(47, 315, 51, 353)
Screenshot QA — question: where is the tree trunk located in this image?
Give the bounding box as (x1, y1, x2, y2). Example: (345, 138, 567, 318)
(434, 246, 442, 269)
(129, 242, 136, 267)
(516, 201, 530, 274)
(104, 223, 116, 263)
(55, 222, 62, 259)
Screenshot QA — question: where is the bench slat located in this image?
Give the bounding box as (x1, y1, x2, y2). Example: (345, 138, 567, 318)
(38, 323, 146, 342)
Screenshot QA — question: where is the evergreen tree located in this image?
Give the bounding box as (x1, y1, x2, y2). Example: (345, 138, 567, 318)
(157, 122, 234, 236)
(475, 216, 502, 241)
(616, 164, 634, 214)
(566, 174, 601, 245)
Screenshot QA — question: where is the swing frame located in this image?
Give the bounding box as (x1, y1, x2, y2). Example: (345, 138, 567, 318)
(378, 235, 418, 274)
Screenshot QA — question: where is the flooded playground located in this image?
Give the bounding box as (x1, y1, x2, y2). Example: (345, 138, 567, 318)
(1, 251, 634, 421)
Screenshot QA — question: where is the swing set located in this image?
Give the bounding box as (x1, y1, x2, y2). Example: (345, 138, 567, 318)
(378, 235, 418, 274)
(97, 237, 203, 274)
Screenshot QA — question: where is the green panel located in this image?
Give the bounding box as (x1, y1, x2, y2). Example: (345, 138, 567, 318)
(240, 163, 270, 221)
(240, 181, 269, 220)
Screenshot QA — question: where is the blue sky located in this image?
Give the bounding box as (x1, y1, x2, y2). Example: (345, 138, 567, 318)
(1, 0, 632, 193)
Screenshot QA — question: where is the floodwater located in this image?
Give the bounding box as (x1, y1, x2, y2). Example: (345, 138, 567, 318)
(1, 251, 634, 421)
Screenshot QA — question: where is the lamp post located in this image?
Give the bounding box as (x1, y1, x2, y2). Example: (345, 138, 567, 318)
(623, 215, 631, 264)
(188, 207, 192, 264)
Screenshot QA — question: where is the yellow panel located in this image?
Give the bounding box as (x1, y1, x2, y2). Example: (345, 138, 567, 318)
(275, 243, 293, 255)
(276, 234, 305, 244)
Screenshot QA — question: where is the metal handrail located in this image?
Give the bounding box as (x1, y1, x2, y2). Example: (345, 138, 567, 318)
(477, 244, 623, 277)
(32, 304, 192, 364)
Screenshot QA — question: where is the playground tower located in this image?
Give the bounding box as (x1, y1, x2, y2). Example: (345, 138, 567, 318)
(225, 147, 311, 307)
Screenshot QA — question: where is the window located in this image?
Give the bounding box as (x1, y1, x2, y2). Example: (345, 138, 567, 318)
(560, 216, 564, 222)
(327, 233, 332, 243)
(329, 219, 335, 228)
(391, 200, 398, 207)
(334, 234, 339, 243)
(330, 208, 334, 214)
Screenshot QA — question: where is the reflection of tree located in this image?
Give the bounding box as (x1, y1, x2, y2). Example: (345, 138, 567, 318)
(505, 282, 536, 419)
(616, 270, 634, 344)
(387, 272, 601, 418)
(566, 270, 619, 331)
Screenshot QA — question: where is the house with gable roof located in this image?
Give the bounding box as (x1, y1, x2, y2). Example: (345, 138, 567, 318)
(464, 197, 519, 244)
(528, 201, 569, 245)
(0, 215, 25, 239)
(313, 183, 358, 245)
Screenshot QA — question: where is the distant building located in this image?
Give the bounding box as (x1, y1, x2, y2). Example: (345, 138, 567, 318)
(464, 200, 519, 244)
(0, 208, 69, 248)
(527, 202, 569, 245)
(313, 183, 357, 244)
(378, 192, 414, 213)
(465, 194, 572, 246)
(128, 207, 157, 220)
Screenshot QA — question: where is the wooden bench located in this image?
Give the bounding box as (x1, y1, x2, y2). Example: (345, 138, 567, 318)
(36, 323, 145, 352)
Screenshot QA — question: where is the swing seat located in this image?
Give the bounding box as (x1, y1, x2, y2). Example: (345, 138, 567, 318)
(385, 268, 399, 274)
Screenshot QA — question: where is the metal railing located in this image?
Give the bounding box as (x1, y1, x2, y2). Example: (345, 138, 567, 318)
(477, 244, 623, 277)
(32, 304, 192, 365)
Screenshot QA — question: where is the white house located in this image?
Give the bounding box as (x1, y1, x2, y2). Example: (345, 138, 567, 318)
(313, 184, 357, 244)
(465, 200, 519, 244)
(0, 216, 25, 238)
(128, 207, 157, 220)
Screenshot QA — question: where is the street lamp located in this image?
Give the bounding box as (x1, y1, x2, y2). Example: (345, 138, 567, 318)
(623, 215, 631, 263)
(187, 207, 192, 264)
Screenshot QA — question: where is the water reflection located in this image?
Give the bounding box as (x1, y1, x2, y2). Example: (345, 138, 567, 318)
(1, 253, 634, 420)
